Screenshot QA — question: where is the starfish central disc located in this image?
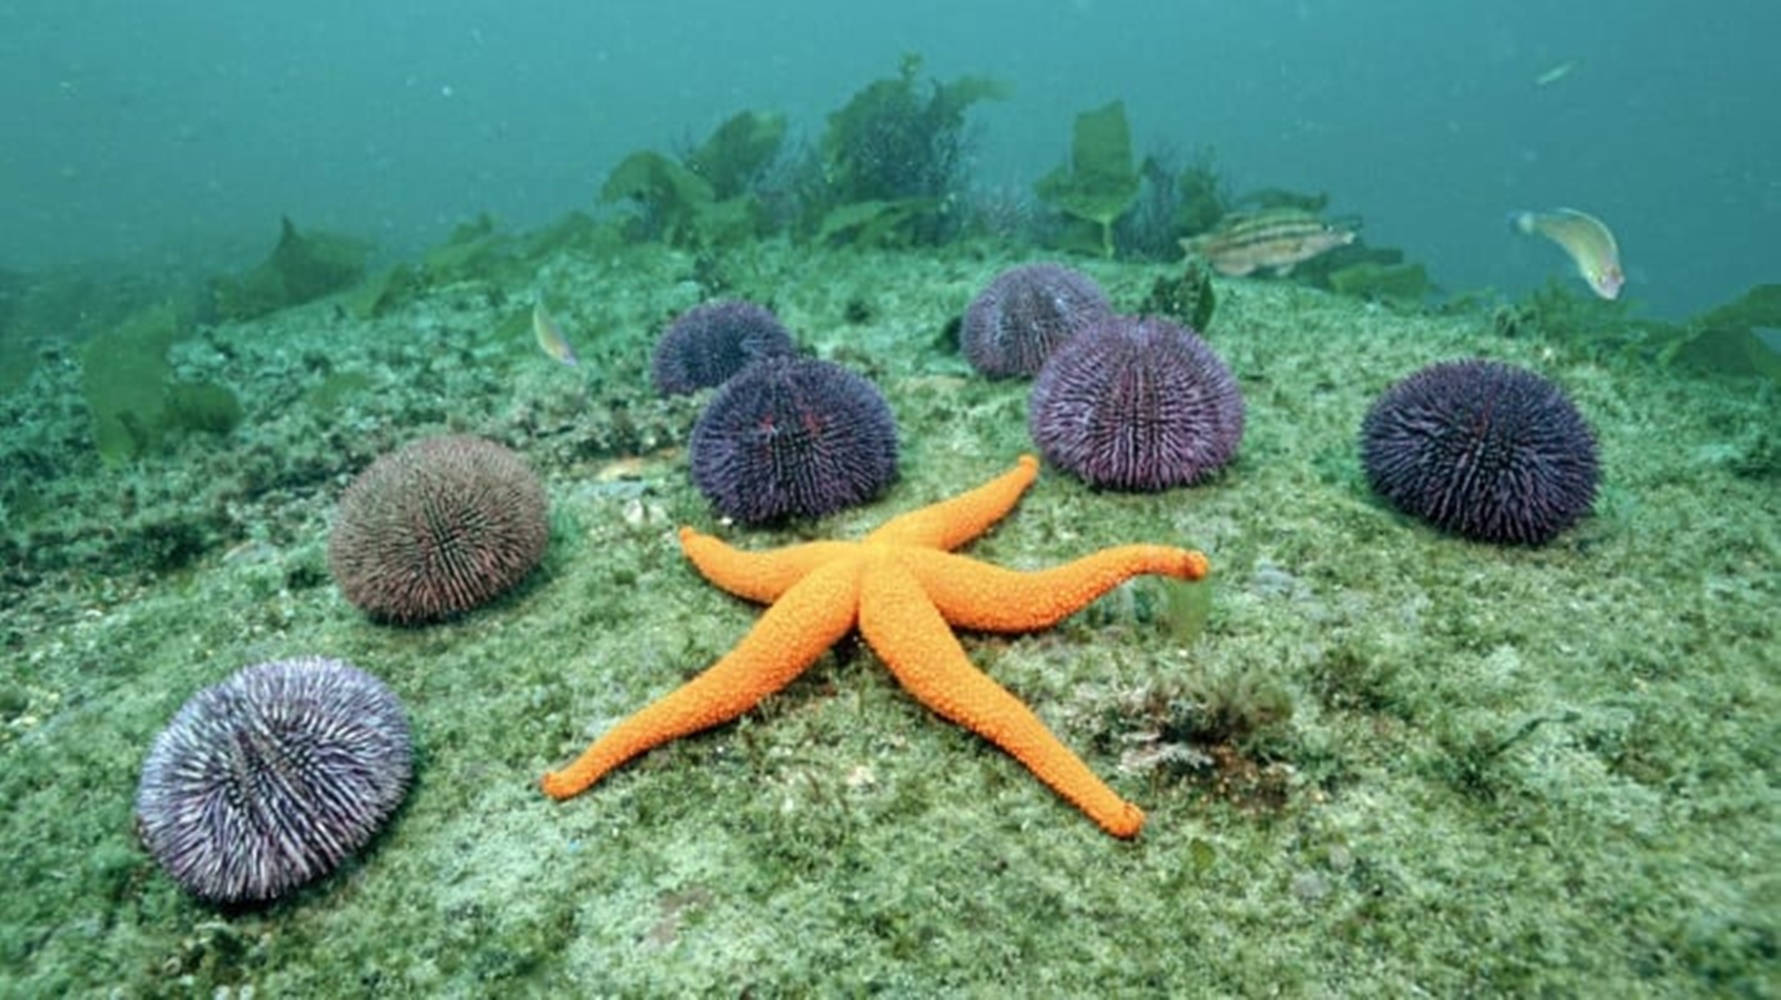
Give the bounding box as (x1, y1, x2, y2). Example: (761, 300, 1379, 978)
(540, 455, 1211, 839)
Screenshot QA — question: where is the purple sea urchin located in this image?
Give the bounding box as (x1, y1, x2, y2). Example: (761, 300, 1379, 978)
(962, 263, 1113, 377)
(329, 435, 549, 624)
(1028, 315, 1244, 491)
(1360, 359, 1599, 544)
(651, 299, 796, 396)
(134, 656, 412, 905)
(689, 356, 898, 523)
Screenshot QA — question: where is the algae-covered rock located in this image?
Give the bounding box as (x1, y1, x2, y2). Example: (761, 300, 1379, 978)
(165, 380, 244, 436)
(304, 370, 376, 413)
(211, 217, 369, 321)
(1035, 100, 1141, 258)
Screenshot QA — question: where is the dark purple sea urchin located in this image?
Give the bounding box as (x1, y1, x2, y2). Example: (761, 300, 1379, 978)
(1360, 359, 1599, 544)
(652, 299, 796, 396)
(135, 656, 412, 905)
(329, 435, 549, 624)
(689, 356, 898, 523)
(1028, 315, 1244, 491)
(962, 263, 1113, 377)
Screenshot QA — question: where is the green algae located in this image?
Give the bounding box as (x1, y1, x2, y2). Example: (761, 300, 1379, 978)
(818, 54, 1009, 245)
(1035, 100, 1141, 258)
(1138, 256, 1218, 332)
(683, 109, 787, 201)
(1326, 260, 1433, 305)
(1, 237, 1776, 996)
(210, 217, 369, 322)
(75, 301, 243, 465)
(80, 301, 184, 464)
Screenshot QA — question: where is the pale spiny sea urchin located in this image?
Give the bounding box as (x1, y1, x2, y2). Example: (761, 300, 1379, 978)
(651, 299, 796, 396)
(134, 656, 412, 905)
(328, 434, 549, 624)
(1360, 359, 1599, 544)
(961, 262, 1113, 378)
(1028, 314, 1244, 491)
(689, 356, 898, 523)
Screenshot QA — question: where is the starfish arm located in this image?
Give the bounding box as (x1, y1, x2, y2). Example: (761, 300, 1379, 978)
(677, 527, 857, 603)
(866, 455, 1038, 550)
(856, 555, 1144, 838)
(896, 545, 1210, 632)
(541, 557, 861, 800)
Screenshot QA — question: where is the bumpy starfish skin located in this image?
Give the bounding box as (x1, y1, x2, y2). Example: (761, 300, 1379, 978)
(541, 455, 1210, 838)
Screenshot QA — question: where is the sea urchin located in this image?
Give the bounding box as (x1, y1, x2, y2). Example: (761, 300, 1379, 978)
(134, 656, 413, 905)
(1360, 359, 1599, 544)
(651, 299, 796, 396)
(689, 356, 898, 523)
(329, 434, 549, 624)
(961, 263, 1113, 377)
(1028, 315, 1244, 491)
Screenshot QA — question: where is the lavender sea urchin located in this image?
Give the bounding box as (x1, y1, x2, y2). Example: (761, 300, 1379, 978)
(1028, 315, 1244, 491)
(1360, 359, 1598, 544)
(134, 657, 413, 905)
(652, 299, 796, 396)
(689, 356, 898, 523)
(961, 263, 1113, 377)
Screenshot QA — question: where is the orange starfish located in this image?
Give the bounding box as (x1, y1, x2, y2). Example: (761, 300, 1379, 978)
(541, 455, 1210, 838)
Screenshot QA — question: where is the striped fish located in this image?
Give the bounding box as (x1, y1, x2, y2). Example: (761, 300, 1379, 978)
(1179, 208, 1356, 277)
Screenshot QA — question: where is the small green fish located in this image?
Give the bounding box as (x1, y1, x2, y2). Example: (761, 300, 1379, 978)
(1512, 207, 1624, 300)
(532, 301, 579, 367)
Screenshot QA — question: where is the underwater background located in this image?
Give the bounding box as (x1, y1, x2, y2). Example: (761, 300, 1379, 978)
(5, 0, 1780, 317)
(2, 1, 1778, 996)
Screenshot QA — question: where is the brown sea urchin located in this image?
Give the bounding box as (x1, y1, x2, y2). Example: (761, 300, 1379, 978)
(134, 656, 412, 905)
(329, 435, 549, 624)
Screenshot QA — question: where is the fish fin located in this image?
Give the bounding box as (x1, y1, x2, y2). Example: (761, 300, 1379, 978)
(1271, 262, 1296, 276)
